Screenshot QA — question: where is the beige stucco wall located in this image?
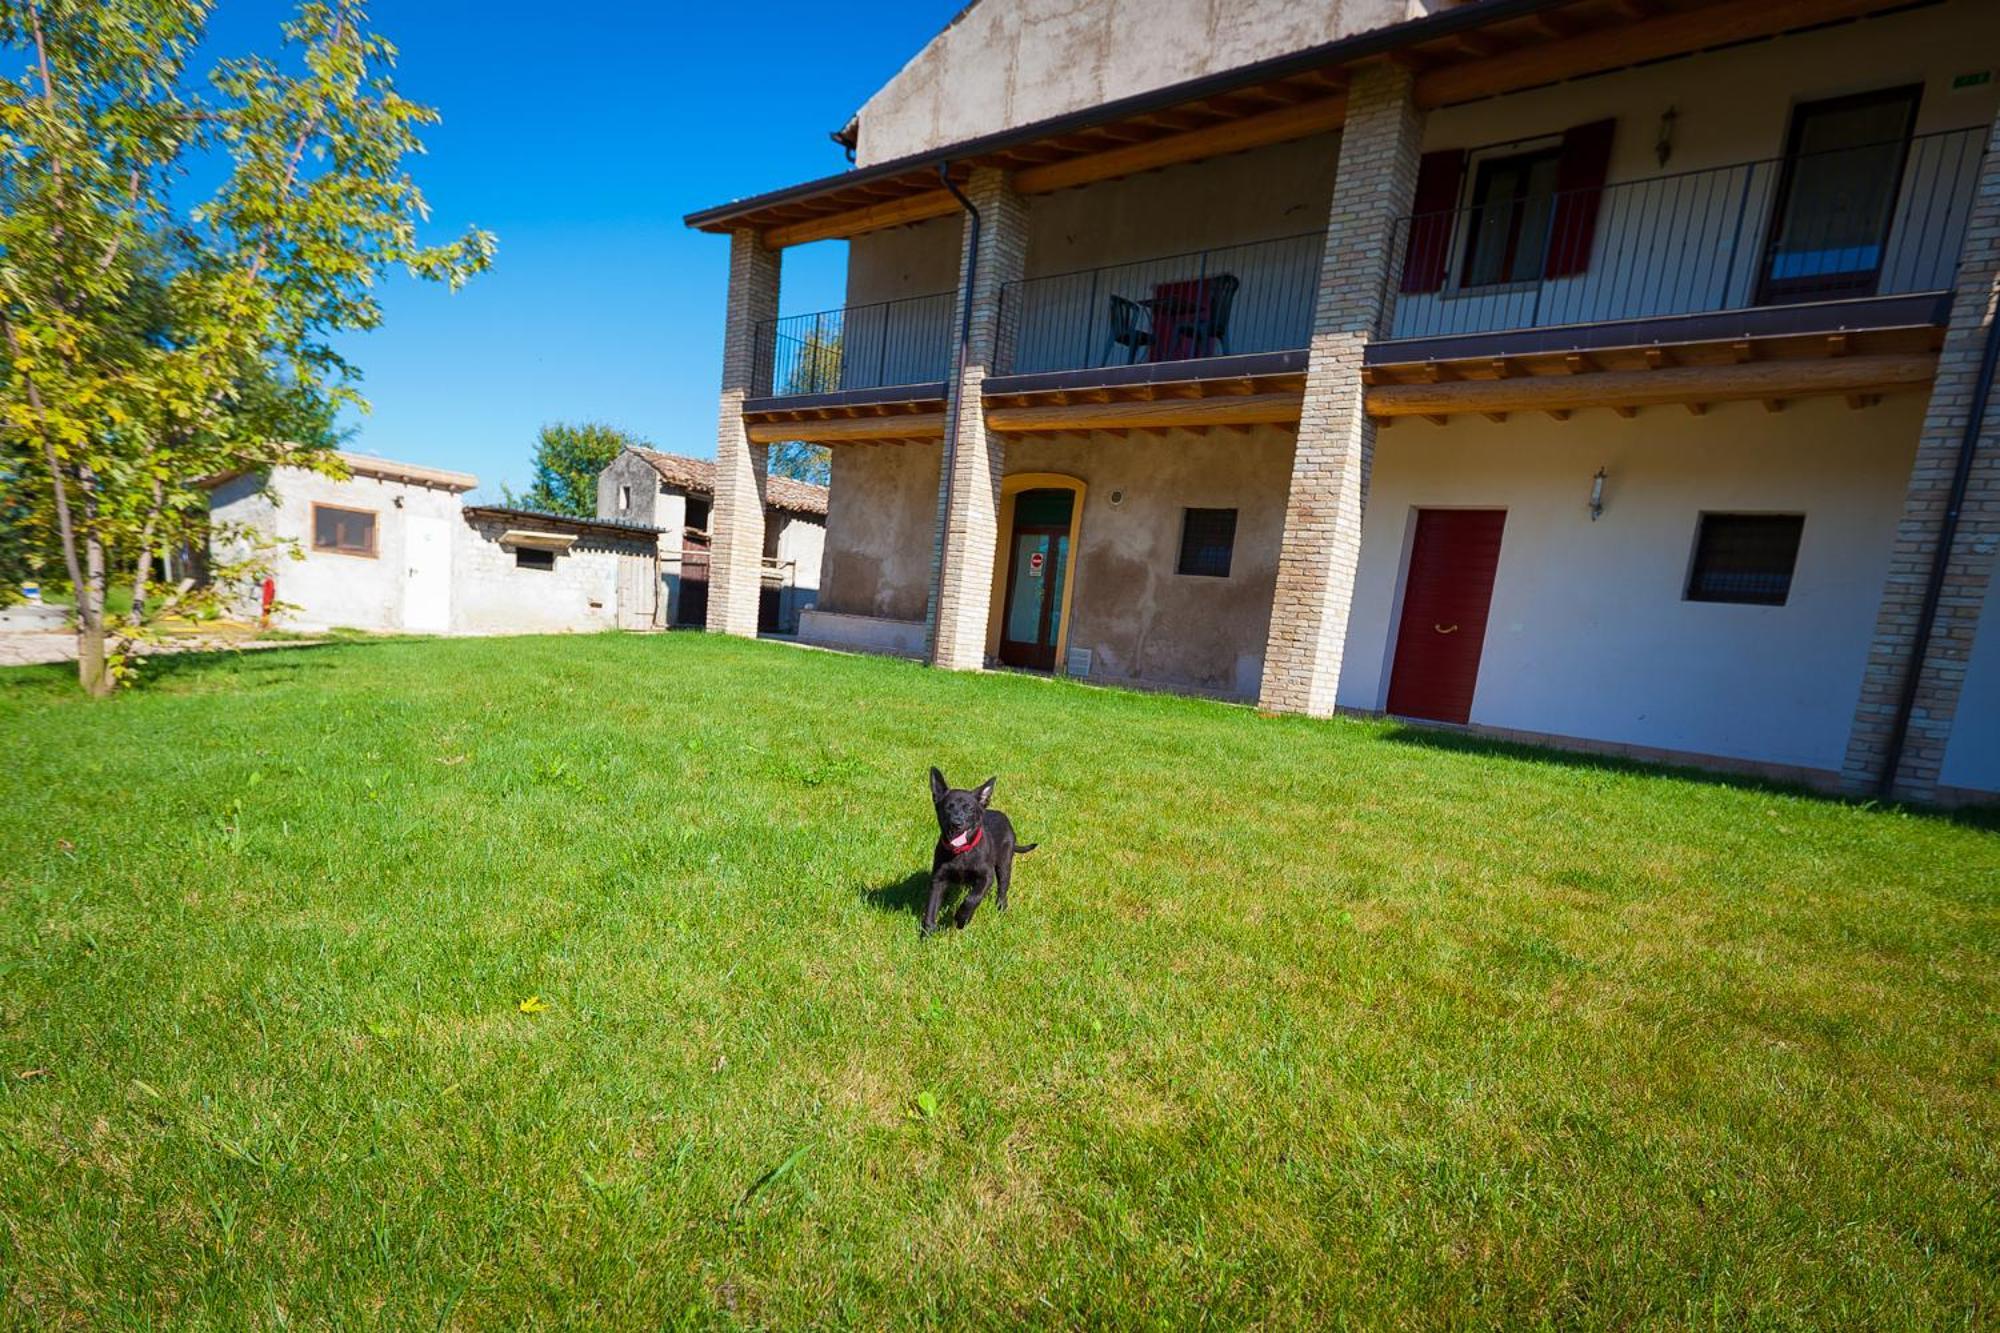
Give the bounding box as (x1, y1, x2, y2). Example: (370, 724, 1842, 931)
(852, 0, 1415, 168)
(208, 466, 463, 633)
(1337, 395, 1927, 775)
(452, 518, 656, 636)
(819, 442, 943, 621)
(1004, 428, 1294, 697)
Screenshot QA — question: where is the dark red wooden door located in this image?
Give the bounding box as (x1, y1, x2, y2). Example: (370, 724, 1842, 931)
(1386, 509, 1507, 725)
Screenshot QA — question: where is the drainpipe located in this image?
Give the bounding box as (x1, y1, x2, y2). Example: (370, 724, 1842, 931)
(1876, 308, 2000, 800)
(933, 161, 981, 646)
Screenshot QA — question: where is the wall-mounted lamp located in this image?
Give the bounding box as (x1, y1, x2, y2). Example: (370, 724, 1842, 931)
(1656, 106, 1678, 169)
(1589, 467, 1607, 522)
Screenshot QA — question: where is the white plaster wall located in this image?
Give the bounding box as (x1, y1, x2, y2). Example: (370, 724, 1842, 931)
(1337, 395, 1926, 775)
(1940, 573, 2000, 796)
(451, 518, 634, 635)
(852, 0, 1407, 167)
(1395, 0, 2000, 340)
(209, 467, 461, 632)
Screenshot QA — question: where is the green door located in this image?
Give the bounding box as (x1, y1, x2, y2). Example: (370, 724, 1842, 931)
(999, 489, 1074, 671)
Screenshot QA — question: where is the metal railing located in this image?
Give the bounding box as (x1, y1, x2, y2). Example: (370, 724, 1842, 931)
(996, 232, 1324, 376)
(752, 291, 955, 397)
(1381, 126, 1986, 345)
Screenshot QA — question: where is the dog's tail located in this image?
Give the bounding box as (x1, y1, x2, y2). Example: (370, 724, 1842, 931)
(1016, 842, 1039, 854)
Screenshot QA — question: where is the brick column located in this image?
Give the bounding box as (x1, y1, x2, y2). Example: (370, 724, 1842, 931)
(1842, 112, 2000, 800)
(928, 167, 1028, 670)
(709, 229, 782, 637)
(1259, 62, 1425, 716)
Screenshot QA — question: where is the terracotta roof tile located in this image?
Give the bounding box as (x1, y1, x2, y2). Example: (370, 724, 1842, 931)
(631, 448, 828, 517)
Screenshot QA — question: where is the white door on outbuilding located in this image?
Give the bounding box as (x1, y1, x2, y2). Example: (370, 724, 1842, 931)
(402, 514, 453, 633)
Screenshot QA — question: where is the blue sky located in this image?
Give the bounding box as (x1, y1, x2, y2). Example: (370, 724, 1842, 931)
(197, 2, 959, 497)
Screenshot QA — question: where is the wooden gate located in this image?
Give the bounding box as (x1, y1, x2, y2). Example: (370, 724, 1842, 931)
(615, 550, 657, 631)
(676, 530, 710, 628)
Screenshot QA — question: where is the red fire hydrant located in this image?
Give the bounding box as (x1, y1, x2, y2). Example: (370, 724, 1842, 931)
(259, 576, 276, 627)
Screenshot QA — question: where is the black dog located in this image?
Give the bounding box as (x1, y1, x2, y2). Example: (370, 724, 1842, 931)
(925, 767, 1037, 935)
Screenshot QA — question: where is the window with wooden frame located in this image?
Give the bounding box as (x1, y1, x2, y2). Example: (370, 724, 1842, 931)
(1176, 507, 1237, 578)
(311, 503, 377, 558)
(1685, 514, 1805, 606)
(1460, 145, 1564, 287)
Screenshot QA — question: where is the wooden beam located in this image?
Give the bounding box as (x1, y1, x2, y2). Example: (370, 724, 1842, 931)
(764, 189, 959, 248)
(1545, 409, 1571, 422)
(1414, 0, 1916, 109)
(1685, 403, 1708, 416)
(1827, 332, 1850, 357)
(1612, 405, 1638, 419)
(746, 412, 945, 444)
(984, 391, 1303, 434)
(1014, 95, 1345, 195)
(1365, 353, 1936, 418)
(1763, 398, 1786, 413)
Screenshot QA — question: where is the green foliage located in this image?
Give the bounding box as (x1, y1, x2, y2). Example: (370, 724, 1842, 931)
(767, 439, 830, 487)
(505, 421, 642, 517)
(0, 633, 1995, 1322)
(0, 0, 493, 693)
(768, 328, 837, 485)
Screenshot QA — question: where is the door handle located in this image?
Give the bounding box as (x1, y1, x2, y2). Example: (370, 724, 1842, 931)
(1434, 623, 1459, 635)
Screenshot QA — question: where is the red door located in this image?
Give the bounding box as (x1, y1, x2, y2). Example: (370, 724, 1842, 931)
(1386, 509, 1507, 725)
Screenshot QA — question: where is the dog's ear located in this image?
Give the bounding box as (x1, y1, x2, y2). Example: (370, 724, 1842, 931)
(975, 776, 996, 807)
(929, 767, 949, 804)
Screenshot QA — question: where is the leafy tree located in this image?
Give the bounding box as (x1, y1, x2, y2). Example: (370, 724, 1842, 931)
(767, 440, 830, 487)
(768, 328, 837, 486)
(1, 0, 493, 694)
(506, 421, 642, 517)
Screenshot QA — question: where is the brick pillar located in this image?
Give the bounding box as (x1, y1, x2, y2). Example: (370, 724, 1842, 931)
(1259, 62, 1424, 716)
(928, 168, 1028, 670)
(709, 229, 782, 637)
(1842, 112, 2000, 800)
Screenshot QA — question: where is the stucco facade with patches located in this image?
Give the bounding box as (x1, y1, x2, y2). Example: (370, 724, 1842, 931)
(690, 0, 2000, 805)
(207, 454, 663, 636)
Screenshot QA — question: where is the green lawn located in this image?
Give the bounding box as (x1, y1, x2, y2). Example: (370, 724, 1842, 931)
(2, 634, 1995, 1328)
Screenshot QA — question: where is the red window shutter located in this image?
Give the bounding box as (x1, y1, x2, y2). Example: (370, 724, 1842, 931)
(1400, 149, 1465, 294)
(1544, 119, 1616, 278)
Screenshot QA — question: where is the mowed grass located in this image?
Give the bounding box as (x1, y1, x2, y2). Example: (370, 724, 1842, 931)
(1, 634, 1995, 1328)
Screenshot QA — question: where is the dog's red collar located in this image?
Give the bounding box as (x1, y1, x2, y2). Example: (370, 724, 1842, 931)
(944, 826, 983, 857)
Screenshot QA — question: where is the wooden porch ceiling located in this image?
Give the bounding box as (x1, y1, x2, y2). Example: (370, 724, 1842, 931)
(983, 369, 1306, 437)
(687, 0, 1921, 249)
(1363, 325, 1944, 422)
(743, 394, 946, 445)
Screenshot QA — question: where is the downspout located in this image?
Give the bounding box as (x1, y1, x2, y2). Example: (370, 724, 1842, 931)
(1876, 305, 2000, 799)
(933, 161, 981, 646)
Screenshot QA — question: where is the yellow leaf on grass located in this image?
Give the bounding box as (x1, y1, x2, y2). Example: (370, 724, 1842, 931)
(517, 996, 547, 1014)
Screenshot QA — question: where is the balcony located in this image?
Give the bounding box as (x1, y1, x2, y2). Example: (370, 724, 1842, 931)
(1366, 127, 1984, 420)
(745, 292, 955, 445)
(982, 233, 1323, 435)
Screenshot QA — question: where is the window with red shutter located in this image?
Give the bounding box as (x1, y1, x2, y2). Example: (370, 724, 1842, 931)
(1544, 119, 1616, 278)
(1400, 149, 1465, 294)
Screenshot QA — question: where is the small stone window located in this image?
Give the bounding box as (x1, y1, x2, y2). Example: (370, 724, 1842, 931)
(311, 504, 377, 557)
(516, 548, 557, 571)
(618, 484, 631, 513)
(1685, 513, 1804, 606)
(1176, 507, 1237, 578)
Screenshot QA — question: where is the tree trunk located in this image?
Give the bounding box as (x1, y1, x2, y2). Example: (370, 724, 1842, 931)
(77, 530, 111, 697)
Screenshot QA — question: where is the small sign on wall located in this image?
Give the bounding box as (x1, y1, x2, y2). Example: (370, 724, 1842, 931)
(1028, 550, 1044, 578)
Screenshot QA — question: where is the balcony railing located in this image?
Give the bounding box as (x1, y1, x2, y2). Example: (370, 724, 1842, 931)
(1381, 126, 1986, 346)
(752, 291, 954, 398)
(997, 232, 1324, 377)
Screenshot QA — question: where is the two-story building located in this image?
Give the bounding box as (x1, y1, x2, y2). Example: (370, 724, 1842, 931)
(685, 0, 2000, 806)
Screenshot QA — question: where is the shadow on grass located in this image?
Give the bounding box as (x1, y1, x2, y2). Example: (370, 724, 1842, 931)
(862, 870, 932, 919)
(1378, 722, 2000, 833)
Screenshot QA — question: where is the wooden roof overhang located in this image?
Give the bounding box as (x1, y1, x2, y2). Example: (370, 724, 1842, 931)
(982, 353, 1308, 437)
(742, 382, 948, 445)
(683, 0, 1929, 250)
(1363, 323, 1944, 423)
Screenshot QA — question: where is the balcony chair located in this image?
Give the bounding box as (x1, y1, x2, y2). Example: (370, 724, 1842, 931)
(1175, 273, 1239, 358)
(1104, 294, 1155, 365)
